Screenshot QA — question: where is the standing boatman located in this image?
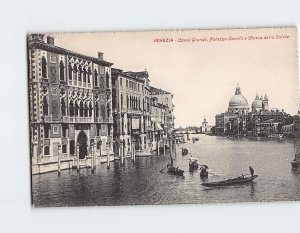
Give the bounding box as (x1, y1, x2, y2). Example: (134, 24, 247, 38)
(249, 166, 254, 177)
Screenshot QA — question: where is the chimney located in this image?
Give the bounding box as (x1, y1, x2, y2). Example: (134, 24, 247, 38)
(98, 52, 103, 60)
(47, 36, 54, 45)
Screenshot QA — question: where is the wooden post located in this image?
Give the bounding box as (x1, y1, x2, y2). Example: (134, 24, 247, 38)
(106, 141, 110, 169)
(163, 139, 166, 157)
(76, 144, 80, 173)
(174, 140, 177, 157)
(120, 141, 124, 165)
(57, 144, 61, 176)
(91, 141, 95, 173)
(156, 139, 159, 156)
(170, 139, 172, 155)
(132, 140, 136, 162)
(99, 139, 102, 164)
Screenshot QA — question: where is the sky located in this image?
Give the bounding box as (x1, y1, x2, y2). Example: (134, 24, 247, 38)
(49, 27, 299, 127)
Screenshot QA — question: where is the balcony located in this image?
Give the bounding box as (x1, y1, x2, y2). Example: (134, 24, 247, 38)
(44, 116, 52, 122)
(127, 109, 142, 115)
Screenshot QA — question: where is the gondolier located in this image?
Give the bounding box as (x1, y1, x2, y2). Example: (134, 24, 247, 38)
(249, 166, 254, 177)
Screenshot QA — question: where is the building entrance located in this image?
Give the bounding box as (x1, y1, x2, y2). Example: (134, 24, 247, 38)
(77, 131, 87, 159)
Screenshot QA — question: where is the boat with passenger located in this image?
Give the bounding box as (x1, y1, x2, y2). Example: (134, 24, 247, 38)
(201, 174, 258, 187)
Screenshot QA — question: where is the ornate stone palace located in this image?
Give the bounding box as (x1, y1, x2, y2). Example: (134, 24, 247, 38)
(28, 34, 114, 170)
(28, 34, 175, 173)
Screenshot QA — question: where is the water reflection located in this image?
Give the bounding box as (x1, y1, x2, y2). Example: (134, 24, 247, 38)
(32, 134, 300, 207)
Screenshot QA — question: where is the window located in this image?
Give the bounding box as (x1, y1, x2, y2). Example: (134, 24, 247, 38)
(69, 100, 74, 117)
(120, 78, 122, 87)
(61, 98, 66, 116)
(41, 56, 47, 78)
(106, 73, 110, 88)
(68, 64, 72, 80)
(42, 96, 48, 116)
(87, 68, 91, 83)
(78, 66, 82, 82)
(44, 125, 50, 138)
(83, 69, 87, 83)
(84, 102, 88, 117)
(69, 140, 75, 155)
(79, 100, 84, 117)
(44, 146, 50, 155)
(59, 61, 65, 81)
(62, 144, 67, 153)
(62, 126, 67, 137)
(126, 80, 128, 88)
(94, 70, 98, 87)
(102, 125, 106, 132)
(89, 102, 93, 117)
(53, 125, 59, 134)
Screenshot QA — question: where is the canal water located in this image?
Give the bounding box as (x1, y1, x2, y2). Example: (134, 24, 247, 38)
(32, 134, 300, 207)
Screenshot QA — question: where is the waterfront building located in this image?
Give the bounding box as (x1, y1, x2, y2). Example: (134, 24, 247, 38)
(111, 69, 152, 156)
(201, 117, 213, 134)
(215, 84, 295, 137)
(28, 34, 114, 172)
(215, 84, 248, 135)
(150, 87, 175, 150)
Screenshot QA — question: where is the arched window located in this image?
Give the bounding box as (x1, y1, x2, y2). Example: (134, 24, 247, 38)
(83, 68, 87, 83)
(87, 68, 91, 83)
(84, 102, 88, 117)
(106, 73, 110, 88)
(107, 103, 111, 118)
(61, 98, 66, 116)
(68, 64, 72, 80)
(69, 100, 74, 117)
(121, 94, 123, 109)
(78, 66, 82, 82)
(79, 100, 84, 117)
(73, 65, 77, 80)
(41, 56, 47, 78)
(127, 95, 129, 109)
(59, 61, 65, 81)
(94, 70, 98, 87)
(89, 102, 93, 117)
(95, 101, 99, 117)
(43, 96, 48, 116)
(74, 100, 79, 116)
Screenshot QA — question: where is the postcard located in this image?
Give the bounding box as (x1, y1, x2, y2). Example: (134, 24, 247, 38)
(28, 27, 300, 207)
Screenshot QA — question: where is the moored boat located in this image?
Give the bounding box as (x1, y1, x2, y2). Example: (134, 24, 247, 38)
(182, 148, 188, 156)
(201, 175, 258, 187)
(167, 165, 184, 176)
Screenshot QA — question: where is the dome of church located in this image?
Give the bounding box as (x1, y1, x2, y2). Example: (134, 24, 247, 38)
(251, 94, 263, 109)
(228, 84, 249, 108)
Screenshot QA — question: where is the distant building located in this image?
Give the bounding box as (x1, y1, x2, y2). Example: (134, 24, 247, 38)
(201, 117, 213, 133)
(215, 83, 294, 137)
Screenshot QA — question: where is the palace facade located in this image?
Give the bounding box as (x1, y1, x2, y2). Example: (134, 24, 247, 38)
(28, 34, 114, 167)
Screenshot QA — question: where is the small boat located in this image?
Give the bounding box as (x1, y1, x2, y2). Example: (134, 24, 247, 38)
(167, 165, 184, 176)
(291, 138, 300, 169)
(200, 165, 208, 179)
(194, 137, 199, 141)
(201, 175, 258, 187)
(189, 159, 199, 171)
(182, 148, 188, 156)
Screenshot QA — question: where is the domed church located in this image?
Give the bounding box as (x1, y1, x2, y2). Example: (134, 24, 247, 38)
(228, 84, 249, 115)
(251, 94, 269, 112)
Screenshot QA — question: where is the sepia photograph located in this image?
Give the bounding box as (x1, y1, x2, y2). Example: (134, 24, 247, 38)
(27, 27, 300, 207)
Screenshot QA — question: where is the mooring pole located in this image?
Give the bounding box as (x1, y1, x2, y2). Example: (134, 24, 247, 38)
(76, 144, 80, 173)
(106, 141, 110, 169)
(57, 144, 61, 176)
(91, 140, 95, 173)
(163, 138, 166, 157)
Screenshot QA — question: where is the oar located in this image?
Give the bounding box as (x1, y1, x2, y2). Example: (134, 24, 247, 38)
(160, 166, 167, 173)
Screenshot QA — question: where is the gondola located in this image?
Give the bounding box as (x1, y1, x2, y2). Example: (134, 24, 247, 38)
(189, 160, 199, 171)
(200, 165, 208, 179)
(167, 165, 184, 176)
(201, 175, 258, 187)
(182, 148, 188, 156)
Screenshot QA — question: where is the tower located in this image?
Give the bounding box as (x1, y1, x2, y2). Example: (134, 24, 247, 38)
(263, 94, 269, 111)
